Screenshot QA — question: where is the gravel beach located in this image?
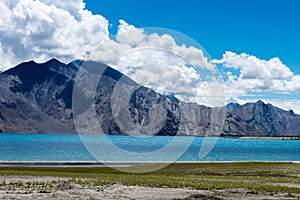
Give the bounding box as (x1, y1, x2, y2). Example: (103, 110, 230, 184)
(0, 176, 299, 200)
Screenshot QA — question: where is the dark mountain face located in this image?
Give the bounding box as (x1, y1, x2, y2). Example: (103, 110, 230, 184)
(225, 103, 240, 111)
(224, 100, 300, 136)
(0, 59, 299, 136)
(0, 59, 77, 133)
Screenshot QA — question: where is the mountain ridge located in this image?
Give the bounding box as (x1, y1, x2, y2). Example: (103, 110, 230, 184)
(0, 59, 299, 136)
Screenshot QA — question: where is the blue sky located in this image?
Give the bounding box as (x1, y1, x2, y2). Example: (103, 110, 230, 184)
(84, 0, 300, 74)
(1, 0, 300, 112)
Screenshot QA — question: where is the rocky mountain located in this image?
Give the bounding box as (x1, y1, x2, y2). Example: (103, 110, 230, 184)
(224, 100, 300, 136)
(0, 59, 299, 136)
(0, 59, 76, 133)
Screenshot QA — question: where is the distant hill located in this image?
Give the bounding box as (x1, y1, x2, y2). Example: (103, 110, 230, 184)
(0, 59, 299, 136)
(224, 100, 300, 136)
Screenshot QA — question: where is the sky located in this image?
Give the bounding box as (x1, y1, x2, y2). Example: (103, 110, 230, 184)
(0, 0, 300, 112)
(84, 0, 300, 72)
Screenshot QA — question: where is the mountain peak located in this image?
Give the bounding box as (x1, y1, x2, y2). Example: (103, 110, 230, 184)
(0, 59, 300, 136)
(2, 60, 38, 76)
(225, 102, 240, 111)
(255, 100, 265, 104)
(44, 58, 63, 65)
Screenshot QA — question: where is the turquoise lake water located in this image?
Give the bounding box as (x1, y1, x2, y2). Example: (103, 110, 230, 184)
(0, 133, 299, 162)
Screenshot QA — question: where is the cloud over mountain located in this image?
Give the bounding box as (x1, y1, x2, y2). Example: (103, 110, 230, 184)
(213, 51, 300, 113)
(0, 0, 299, 112)
(89, 20, 224, 107)
(0, 0, 220, 107)
(0, 0, 109, 71)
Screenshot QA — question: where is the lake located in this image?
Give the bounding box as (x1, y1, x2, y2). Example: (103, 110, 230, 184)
(0, 133, 299, 162)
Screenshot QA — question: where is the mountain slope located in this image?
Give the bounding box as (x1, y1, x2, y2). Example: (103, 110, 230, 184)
(0, 59, 76, 133)
(0, 59, 299, 136)
(224, 100, 300, 136)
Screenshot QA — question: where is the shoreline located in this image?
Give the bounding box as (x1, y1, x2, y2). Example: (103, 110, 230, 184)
(0, 161, 299, 167)
(238, 136, 300, 140)
(1, 132, 300, 140)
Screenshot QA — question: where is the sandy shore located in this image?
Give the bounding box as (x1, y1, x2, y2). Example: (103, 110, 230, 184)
(0, 176, 299, 200)
(240, 136, 300, 140)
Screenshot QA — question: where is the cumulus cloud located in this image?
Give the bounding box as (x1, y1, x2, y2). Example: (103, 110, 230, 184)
(106, 46, 223, 107)
(212, 51, 300, 112)
(89, 19, 224, 106)
(116, 19, 146, 46)
(213, 51, 300, 94)
(89, 20, 224, 106)
(285, 75, 300, 92)
(90, 20, 215, 71)
(0, 0, 109, 71)
(1, 1, 298, 111)
(213, 51, 293, 80)
(39, 0, 85, 19)
(0, 1, 221, 106)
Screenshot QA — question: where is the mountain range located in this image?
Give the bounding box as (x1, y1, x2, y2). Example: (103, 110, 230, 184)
(0, 59, 299, 136)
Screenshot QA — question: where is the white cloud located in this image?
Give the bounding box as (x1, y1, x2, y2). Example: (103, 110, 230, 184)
(0, 0, 109, 71)
(213, 51, 300, 94)
(285, 75, 300, 92)
(91, 20, 215, 71)
(91, 20, 224, 105)
(0, 1, 221, 107)
(213, 51, 300, 112)
(116, 20, 146, 46)
(1, 1, 298, 112)
(39, 0, 85, 19)
(213, 51, 293, 80)
(108, 48, 224, 107)
(89, 20, 223, 107)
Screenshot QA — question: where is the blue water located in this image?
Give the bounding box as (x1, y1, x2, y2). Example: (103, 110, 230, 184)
(0, 133, 299, 162)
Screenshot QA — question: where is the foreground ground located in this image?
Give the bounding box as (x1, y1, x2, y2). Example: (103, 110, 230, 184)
(0, 162, 300, 199)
